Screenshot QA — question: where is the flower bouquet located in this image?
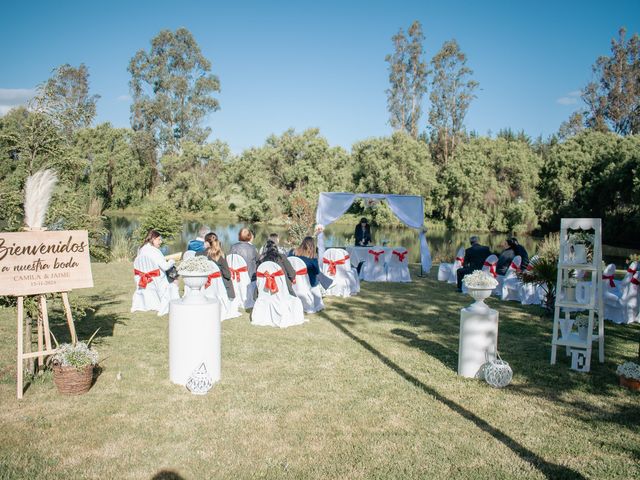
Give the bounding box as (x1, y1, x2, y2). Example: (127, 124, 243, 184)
(178, 256, 216, 276)
(463, 271, 498, 312)
(616, 361, 640, 391)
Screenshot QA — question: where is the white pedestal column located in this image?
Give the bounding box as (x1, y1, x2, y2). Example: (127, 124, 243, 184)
(169, 298, 222, 385)
(458, 307, 499, 378)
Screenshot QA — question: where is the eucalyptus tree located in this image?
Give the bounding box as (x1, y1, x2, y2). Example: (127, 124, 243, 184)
(582, 28, 640, 135)
(128, 27, 221, 184)
(428, 39, 478, 165)
(385, 21, 428, 139)
(31, 63, 100, 141)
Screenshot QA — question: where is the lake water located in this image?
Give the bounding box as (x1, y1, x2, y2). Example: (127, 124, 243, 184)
(107, 215, 544, 264)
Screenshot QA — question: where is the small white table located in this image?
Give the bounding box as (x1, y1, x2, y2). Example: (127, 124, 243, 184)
(168, 298, 222, 385)
(458, 307, 499, 378)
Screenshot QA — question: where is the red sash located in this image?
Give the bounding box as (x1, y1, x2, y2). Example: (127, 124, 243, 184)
(256, 269, 284, 293)
(602, 274, 616, 288)
(292, 268, 308, 284)
(229, 266, 248, 282)
(323, 255, 349, 276)
(455, 256, 464, 265)
(392, 250, 408, 262)
(134, 269, 161, 288)
(369, 249, 384, 263)
(628, 267, 637, 275)
(204, 271, 222, 289)
(509, 262, 521, 272)
(483, 261, 497, 278)
(631, 276, 639, 286)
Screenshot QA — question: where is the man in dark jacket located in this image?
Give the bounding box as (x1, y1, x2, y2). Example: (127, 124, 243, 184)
(496, 237, 529, 275)
(456, 236, 491, 291)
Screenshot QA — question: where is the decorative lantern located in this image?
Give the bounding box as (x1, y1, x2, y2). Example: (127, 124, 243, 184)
(484, 354, 513, 388)
(186, 363, 213, 395)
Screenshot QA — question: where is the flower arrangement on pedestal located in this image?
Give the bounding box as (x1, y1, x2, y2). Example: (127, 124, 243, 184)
(616, 361, 640, 391)
(178, 257, 217, 303)
(463, 271, 498, 312)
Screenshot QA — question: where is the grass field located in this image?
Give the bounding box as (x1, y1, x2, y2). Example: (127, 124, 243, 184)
(1, 262, 639, 479)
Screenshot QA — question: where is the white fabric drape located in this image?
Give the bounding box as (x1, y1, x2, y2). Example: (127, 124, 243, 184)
(315, 192, 431, 272)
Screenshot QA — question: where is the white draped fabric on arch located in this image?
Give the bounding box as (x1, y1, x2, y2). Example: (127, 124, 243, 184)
(315, 192, 432, 273)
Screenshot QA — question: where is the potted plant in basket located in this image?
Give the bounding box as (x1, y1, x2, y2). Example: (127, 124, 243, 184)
(616, 361, 640, 391)
(574, 313, 592, 341)
(51, 330, 99, 395)
(562, 277, 578, 302)
(567, 231, 594, 264)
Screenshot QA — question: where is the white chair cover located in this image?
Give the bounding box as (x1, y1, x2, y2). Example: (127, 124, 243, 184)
(619, 261, 638, 289)
(438, 246, 464, 282)
(387, 247, 411, 282)
(322, 248, 359, 297)
(202, 262, 241, 320)
(518, 255, 545, 305)
(289, 256, 324, 313)
(226, 254, 255, 309)
(131, 244, 179, 316)
(603, 263, 624, 323)
(361, 247, 388, 282)
(500, 256, 522, 301)
(251, 261, 306, 328)
(481, 254, 499, 295)
(618, 272, 640, 324)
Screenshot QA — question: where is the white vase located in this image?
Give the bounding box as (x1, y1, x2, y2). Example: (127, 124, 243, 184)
(578, 325, 589, 341)
(181, 273, 209, 304)
(573, 244, 587, 264)
(559, 318, 574, 339)
(466, 287, 493, 312)
(564, 286, 576, 302)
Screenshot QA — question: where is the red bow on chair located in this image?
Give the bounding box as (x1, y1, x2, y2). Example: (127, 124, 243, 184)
(631, 276, 639, 286)
(392, 250, 408, 262)
(323, 255, 349, 276)
(256, 269, 284, 293)
(483, 261, 497, 278)
(526, 263, 534, 271)
(292, 268, 308, 284)
(134, 269, 161, 288)
(628, 267, 638, 275)
(229, 266, 248, 282)
(455, 256, 464, 265)
(204, 271, 222, 289)
(602, 274, 616, 288)
(369, 249, 384, 263)
(509, 262, 521, 272)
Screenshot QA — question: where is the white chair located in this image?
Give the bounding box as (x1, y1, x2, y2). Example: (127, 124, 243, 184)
(387, 247, 411, 282)
(518, 255, 545, 306)
(226, 254, 255, 309)
(202, 262, 241, 320)
(251, 261, 306, 328)
(361, 248, 387, 282)
(603, 269, 639, 324)
(602, 263, 623, 323)
(500, 256, 522, 301)
(438, 247, 464, 283)
(481, 254, 499, 295)
(288, 256, 324, 313)
(619, 261, 638, 289)
(131, 254, 179, 316)
(322, 248, 359, 297)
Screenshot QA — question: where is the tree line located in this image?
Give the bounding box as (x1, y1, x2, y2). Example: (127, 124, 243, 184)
(0, 25, 639, 254)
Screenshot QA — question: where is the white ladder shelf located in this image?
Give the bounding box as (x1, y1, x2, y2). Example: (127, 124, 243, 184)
(550, 218, 604, 369)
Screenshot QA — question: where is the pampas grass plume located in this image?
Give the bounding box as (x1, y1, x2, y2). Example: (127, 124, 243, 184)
(24, 169, 58, 229)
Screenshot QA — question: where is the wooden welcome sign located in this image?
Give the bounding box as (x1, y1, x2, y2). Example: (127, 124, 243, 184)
(1, 230, 94, 399)
(0, 230, 93, 296)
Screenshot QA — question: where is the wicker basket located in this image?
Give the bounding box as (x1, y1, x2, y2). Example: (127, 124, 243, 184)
(619, 375, 640, 392)
(52, 364, 94, 395)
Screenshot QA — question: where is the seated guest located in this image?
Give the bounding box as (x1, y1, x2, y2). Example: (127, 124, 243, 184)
(187, 226, 210, 253)
(230, 227, 259, 280)
(354, 217, 372, 246)
(258, 240, 296, 295)
(260, 232, 288, 256)
(456, 236, 491, 292)
(196, 232, 235, 300)
(289, 236, 320, 288)
(496, 237, 529, 275)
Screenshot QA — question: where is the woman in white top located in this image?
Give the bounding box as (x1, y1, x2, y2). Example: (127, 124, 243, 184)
(131, 229, 179, 316)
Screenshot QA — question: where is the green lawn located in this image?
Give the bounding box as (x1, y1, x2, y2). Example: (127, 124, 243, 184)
(0, 262, 638, 479)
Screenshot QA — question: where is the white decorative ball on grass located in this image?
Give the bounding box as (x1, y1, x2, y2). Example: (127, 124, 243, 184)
(484, 358, 513, 388)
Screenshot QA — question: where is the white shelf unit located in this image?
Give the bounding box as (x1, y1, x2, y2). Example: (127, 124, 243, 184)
(550, 218, 604, 367)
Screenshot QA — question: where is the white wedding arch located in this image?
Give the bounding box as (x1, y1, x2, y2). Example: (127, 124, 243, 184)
(315, 192, 432, 272)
